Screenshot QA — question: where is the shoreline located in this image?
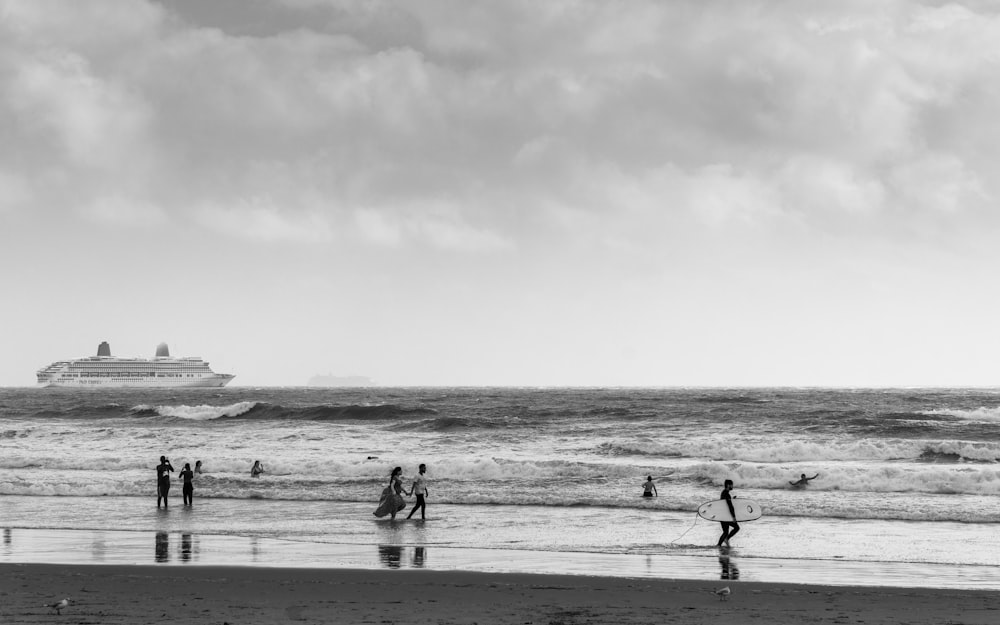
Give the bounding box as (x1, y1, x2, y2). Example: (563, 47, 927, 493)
(3, 527, 1000, 591)
(4, 563, 1000, 625)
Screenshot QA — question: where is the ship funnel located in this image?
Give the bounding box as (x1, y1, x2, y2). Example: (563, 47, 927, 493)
(155, 343, 170, 358)
(97, 341, 111, 357)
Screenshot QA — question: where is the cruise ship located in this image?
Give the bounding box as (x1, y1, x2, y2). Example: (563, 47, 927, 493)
(36, 342, 235, 388)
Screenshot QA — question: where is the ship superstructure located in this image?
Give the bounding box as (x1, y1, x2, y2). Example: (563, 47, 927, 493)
(37, 342, 235, 388)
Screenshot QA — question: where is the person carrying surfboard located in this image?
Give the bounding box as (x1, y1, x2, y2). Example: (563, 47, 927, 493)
(717, 479, 739, 548)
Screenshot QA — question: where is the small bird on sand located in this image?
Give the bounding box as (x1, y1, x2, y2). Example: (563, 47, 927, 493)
(46, 598, 70, 614)
(714, 586, 731, 601)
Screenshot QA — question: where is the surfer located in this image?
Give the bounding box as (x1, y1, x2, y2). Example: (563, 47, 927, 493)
(642, 476, 657, 497)
(251, 460, 265, 478)
(156, 456, 174, 508)
(405, 463, 429, 520)
(716, 479, 739, 548)
(789, 473, 819, 487)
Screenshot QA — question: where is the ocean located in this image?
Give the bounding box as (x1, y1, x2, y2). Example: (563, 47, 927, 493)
(3, 386, 1000, 587)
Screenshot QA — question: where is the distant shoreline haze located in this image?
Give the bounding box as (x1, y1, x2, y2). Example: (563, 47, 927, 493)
(306, 374, 377, 387)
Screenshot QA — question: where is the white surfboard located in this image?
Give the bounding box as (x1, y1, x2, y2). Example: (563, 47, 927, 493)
(697, 498, 763, 522)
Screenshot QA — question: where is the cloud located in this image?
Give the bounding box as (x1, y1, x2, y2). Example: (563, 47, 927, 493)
(355, 203, 512, 252)
(0, 170, 32, 213)
(1, 0, 998, 250)
(195, 199, 334, 243)
(79, 194, 167, 227)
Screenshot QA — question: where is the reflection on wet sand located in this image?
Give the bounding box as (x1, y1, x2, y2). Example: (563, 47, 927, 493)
(91, 536, 107, 561)
(152, 532, 200, 564)
(378, 545, 403, 568)
(719, 550, 740, 580)
(155, 532, 169, 563)
(376, 545, 428, 569)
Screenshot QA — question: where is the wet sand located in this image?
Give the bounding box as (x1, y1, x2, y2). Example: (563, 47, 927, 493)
(4, 527, 1000, 590)
(4, 563, 1000, 625)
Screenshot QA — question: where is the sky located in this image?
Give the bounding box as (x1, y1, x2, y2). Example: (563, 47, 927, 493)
(2, 0, 1000, 387)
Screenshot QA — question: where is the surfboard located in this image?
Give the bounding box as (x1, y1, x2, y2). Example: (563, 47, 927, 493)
(697, 498, 763, 522)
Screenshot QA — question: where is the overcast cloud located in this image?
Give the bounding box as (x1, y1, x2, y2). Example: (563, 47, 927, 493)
(2, 0, 999, 386)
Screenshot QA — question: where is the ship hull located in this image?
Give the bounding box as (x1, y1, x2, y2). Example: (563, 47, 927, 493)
(36, 342, 235, 389)
(37, 375, 235, 389)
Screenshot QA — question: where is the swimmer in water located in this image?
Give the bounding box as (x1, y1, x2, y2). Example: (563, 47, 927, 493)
(789, 473, 819, 487)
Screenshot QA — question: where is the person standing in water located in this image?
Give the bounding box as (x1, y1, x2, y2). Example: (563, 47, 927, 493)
(642, 476, 658, 497)
(373, 467, 407, 519)
(251, 460, 265, 478)
(156, 456, 174, 508)
(194, 460, 203, 474)
(716, 479, 739, 548)
(406, 464, 429, 520)
(179, 462, 195, 506)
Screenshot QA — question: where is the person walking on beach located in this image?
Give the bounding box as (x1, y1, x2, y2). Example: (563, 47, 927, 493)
(642, 476, 657, 498)
(251, 460, 265, 478)
(156, 456, 174, 508)
(179, 462, 195, 506)
(716, 479, 739, 548)
(789, 473, 819, 487)
(406, 464, 429, 520)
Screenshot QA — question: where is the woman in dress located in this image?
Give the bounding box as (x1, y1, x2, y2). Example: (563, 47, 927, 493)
(373, 467, 407, 519)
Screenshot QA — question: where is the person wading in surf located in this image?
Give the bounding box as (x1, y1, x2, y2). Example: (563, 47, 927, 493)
(789, 473, 819, 487)
(717, 479, 739, 548)
(405, 464, 429, 520)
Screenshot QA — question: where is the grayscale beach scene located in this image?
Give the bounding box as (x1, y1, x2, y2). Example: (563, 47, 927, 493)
(3, 1, 999, 623)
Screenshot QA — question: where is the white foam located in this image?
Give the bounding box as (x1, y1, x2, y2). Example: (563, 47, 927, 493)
(922, 407, 1000, 421)
(134, 401, 259, 420)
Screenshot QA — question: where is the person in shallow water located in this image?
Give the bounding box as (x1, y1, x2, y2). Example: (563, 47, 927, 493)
(642, 476, 658, 498)
(716, 479, 739, 548)
(406, 464, 429, 520)
(251, 460, 265, 478)
(373, 467, 407, 520)
(179, 463, 195, 506)
(156, 456, 174, 508)
(789, 473, 819, 487)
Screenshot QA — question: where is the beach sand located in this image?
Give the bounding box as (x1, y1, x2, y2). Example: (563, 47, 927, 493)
(3, 563, 998, 625)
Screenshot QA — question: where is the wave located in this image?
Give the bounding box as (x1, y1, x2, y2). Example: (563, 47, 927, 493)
(686, 461, 1000, 497)
(132, 401, 258, 420)
(127, 402, 440, 422)
(921, 407, 1000, 422)
(599, 438, 1000, 463)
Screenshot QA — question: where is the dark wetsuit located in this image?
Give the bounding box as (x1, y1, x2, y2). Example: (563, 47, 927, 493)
(180, 468, 194, 506)
(156, 462, 173, 507)
(717, 487, 740, 546)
